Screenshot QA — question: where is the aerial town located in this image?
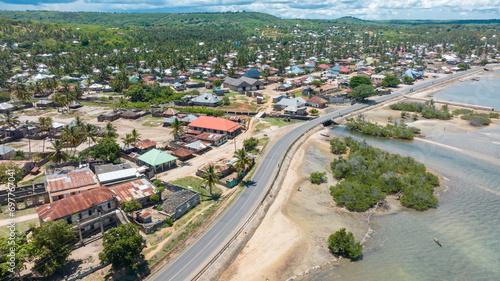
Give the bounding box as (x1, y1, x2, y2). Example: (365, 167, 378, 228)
(0, 9, 499, 281)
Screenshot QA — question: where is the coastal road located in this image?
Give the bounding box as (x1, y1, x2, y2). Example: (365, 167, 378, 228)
(148, 67, 482, 281)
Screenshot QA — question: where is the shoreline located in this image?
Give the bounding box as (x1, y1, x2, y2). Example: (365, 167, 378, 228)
(220, 127, 447, 281)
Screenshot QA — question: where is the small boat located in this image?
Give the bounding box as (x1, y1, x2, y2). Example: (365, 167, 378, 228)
(434, 237, 442, 247)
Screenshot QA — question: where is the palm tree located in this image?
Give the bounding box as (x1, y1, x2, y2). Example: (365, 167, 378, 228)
(104, 122, 118, 139)
(233, 149, 252, 174)
(82, 123, 98, 149)
(170, 118, 184, 140)
(201, 165, 221, 197)
(73, 116, 85, 129)
(121, 133, 133, 149)
(130, 129, 141, 146)
(24, 120, 34, 155)
(115, 97, 128, 109)
(53, 92, 68, 113)
(0, 110, 20, 138)
(48, 139, 69, 168)
(38, 116, 52, 152)
(62, 125, 82, 156)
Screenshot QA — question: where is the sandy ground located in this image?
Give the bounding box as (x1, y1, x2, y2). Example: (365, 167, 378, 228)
(220, 129, 377, 281)
(360, 106, 499, 137)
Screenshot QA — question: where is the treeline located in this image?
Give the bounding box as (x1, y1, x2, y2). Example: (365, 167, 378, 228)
(345, 114, 420, 140)
(453, 109, 499, 126)
(390, 100, 452, 120)
(330, 137, 439, 211)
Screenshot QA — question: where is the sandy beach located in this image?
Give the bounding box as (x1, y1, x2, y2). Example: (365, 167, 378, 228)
(219, 128, 395, 281)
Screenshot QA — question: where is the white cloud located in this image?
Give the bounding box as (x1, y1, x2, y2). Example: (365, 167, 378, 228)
(0, 0, 499, 19)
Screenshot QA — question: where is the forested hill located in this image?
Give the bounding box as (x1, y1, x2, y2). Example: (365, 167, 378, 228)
(0, 11, 279, 28)
(0, 11, 498, 28)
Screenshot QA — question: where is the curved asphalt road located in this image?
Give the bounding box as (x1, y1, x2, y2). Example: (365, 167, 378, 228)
(149, 67, 482, 281)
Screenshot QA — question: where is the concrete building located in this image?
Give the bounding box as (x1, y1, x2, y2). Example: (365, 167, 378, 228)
(45, 167, 99, 202)
(223, 77, 264, 92)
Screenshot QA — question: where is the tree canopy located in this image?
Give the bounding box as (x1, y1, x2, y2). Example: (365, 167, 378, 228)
(327, 228, 363, 260)
(99, 223, 144, 270)
(349, 76, 372, 89)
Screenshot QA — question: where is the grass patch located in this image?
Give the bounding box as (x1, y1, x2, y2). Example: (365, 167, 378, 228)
(0, 218, 39, 238)
(225, 92, 240, 97)
(293, 92, 303, 98)
(170, 176, 222, 198)
(19, 173, 45, 186)
(141, 121, 162, 127)
(262, 118, 291, 127)
(148, 202, 220, 266)
(0, 206, 37, 220)
(80, 101, 113, 108)
(258, 137, 270, 146)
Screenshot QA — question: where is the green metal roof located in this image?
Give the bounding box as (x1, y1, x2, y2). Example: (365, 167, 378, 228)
(138, 149, 178, 166)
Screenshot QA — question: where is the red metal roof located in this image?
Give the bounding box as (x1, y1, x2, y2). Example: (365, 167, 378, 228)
(109, 178, 156, 203)
(163, 108, 179, 116)
(46, 168, 97, 193)
(188, 116, 242, 133)
(135, 139, 157, 150)
(171, 147, 196, 158)
(35, 187, 115, 222)
(195, 132, 225, 142)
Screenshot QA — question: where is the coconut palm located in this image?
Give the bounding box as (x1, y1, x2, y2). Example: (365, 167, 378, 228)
(121, 133, 133, 149)
(24, 120, 34, 155)
(83, 123, 98, 149)
(130, 129, 141, 146)
(0, 110, 20, 138)
(104, 122, 118, 139)
(38, 116, 52, 152)
(53, 92, 68, 113)
(62, 125, 83, 156)
(200, 164, 221, 197)
(48, 139, 69, 168)
(170, 118, 184, 140)
(73, 116, 85, 129)
(233, 148, 252, 174)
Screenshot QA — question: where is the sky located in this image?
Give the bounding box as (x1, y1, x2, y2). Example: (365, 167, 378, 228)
(0, 0, 499, 20)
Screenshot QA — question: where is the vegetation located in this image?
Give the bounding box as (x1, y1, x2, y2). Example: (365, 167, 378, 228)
(310, 172, 327, 184)
(349, 76, 372, 89)
(345, 114, 420, 140)
(330, 137, 348, 154)
(402, 75, 415, 84)
(330, 137, 439, 211)
(327, 228, 363, 260)
(0, 232, 32, 279)
(200, 165, 221, 198)
(122, 201, 142, 212)
(90, 137, 121, 163)
(30, 220, 77, 277)
(99, 223, 145, 270)
(170, 118, 185, 141)
(381, 74, 401, 87)
(243, 137, 259, 151)
(452, 109, 493, 126)
(390, 100, 452, 120)
(309, 108, 319, 115)
(348, 85, 376, 101)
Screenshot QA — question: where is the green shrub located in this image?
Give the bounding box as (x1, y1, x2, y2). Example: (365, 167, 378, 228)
(345, 114, 419, 140)
(330, 137, 347, 154)
(327, 228, 363, 260)
(390, 100, 452, 120)
(122, 200, 142, 212)
(329, 138, 439, 211)
(310, 172, 327, 184)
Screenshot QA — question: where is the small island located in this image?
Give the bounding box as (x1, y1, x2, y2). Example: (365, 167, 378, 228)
(329, 137, 439, 211)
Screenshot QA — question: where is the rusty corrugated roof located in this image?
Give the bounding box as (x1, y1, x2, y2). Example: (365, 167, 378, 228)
(109, 178, 156, 203)
(35, 187, 115, 222)
(46, 167, 98, 193)
(135, 139, 157, 150)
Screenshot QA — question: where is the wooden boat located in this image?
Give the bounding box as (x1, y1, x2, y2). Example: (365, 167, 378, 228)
(434, 237, 442, 247)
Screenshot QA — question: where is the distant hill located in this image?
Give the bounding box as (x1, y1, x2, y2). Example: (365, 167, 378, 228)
(0, 10, 497, 28)
(0, 10, 280, 28)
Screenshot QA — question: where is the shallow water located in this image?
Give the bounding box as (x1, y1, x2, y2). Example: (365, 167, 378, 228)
(433, 74, 500, 109)
(297, 126, 500, 281)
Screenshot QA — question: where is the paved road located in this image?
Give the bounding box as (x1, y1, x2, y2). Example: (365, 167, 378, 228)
(149, 67, 481, 281)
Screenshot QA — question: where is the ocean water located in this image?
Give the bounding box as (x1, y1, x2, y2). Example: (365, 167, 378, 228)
(433, 74, 500, 110)
(299, 126, 500, 281)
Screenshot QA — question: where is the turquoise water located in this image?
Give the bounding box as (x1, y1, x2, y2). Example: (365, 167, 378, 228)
(299, 126, 500, 281)
(433, 74, 500, 110)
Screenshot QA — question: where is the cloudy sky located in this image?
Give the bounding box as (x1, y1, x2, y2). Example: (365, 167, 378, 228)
(1, 0, 499, 20)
